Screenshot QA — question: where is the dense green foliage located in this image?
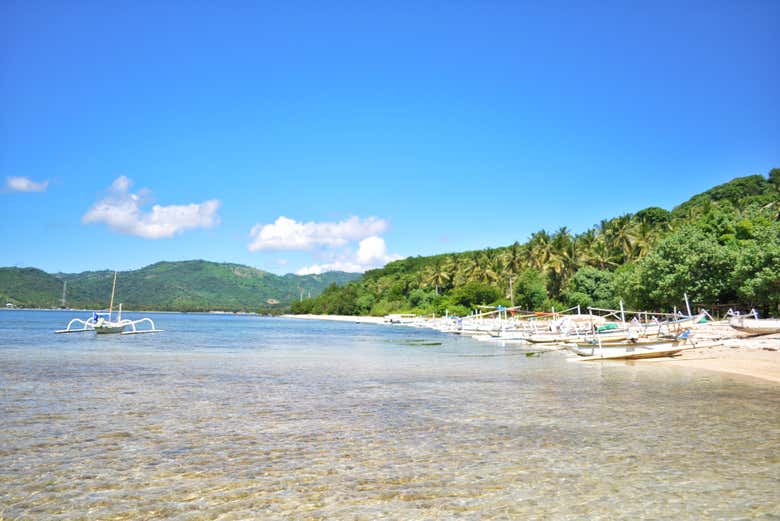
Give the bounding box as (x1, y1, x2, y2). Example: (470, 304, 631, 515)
(293, 170, 780, 316)
(0, 260, 360, 312)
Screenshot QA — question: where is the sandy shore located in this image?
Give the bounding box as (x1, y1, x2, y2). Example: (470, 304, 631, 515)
(281, 314, 387, 324)
(640, 321, 780, 384)
(281, 314, 780, 385)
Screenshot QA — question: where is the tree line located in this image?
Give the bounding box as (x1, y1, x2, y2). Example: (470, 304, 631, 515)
(292, 170, 780, 317)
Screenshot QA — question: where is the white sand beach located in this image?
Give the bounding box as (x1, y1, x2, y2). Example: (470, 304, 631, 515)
(647, 322, 780, 384)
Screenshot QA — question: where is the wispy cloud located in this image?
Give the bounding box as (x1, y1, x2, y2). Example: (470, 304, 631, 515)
(248, 216, 388, 252)
(5, 176, 49, 192)
(82, 176, 221, 239)
(296, 236, 403, 275)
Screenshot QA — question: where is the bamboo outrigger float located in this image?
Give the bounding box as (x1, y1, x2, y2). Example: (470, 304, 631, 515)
(55, 272, 162, 335)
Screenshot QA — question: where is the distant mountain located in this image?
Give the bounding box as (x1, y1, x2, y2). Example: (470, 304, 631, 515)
(0, 260, 361, 312)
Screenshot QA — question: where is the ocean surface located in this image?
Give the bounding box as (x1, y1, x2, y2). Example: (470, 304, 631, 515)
(1, 310, 778, 520)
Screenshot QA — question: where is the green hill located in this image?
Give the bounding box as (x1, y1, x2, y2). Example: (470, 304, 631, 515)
(292, 169, 780, 317)
(0, 261, 360, 312)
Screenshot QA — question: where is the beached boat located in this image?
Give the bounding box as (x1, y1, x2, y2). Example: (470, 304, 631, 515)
(729, 315, 780, 335)
(384, 313, 418, 325)
(569, 335, 671, 349)
(569, 329, 693, 360)
(526, 332, 570, 344)
(572, 343, 694, 361)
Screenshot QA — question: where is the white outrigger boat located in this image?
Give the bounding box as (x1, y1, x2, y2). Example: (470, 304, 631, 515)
(571, 343, 694, 361)
(55, 272, 162, 335)
(728, 310, 780, 336)
(568, 329, 695, 360)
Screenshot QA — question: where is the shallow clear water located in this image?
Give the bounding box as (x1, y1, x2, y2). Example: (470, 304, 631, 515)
(1, 310, 778, 520)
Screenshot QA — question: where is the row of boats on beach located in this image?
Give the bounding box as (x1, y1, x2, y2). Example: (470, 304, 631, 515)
(384, 305, 780, 361)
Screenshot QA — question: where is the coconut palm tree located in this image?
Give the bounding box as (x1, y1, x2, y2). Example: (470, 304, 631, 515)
(528, 230, 553, 271)
(485, 255, 505, 285)
(464, 252, 484, 283)
(604, 215, 637, 262)
(631, 221, 657, 259)
(587, 237, 620, 270)
(545, 228, 579, 297)
(425, 259, 451, 294)
(505, 241, 525, 276)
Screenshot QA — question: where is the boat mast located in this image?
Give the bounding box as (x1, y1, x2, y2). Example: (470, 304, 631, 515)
(109, 271, 117, 316)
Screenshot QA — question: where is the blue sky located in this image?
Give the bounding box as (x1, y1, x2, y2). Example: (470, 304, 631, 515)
(1, 1, 777, 275)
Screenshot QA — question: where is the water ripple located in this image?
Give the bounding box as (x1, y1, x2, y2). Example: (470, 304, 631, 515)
(0, 311, 778, 520)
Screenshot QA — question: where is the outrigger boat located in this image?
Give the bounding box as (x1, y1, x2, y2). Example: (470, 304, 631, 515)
(55, 272, 162, 335)
(728, 310, 780, 336)
(572, 343, 694, 361)
(568, 329, 694, 360)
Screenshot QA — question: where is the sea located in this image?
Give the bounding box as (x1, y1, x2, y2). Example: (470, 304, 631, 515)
(1, 310, 778, 520)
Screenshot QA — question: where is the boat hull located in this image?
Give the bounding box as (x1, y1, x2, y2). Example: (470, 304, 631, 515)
(94, 323, 127, 334)
(729, 317, 780, 336)
(573, 344, 692, 361)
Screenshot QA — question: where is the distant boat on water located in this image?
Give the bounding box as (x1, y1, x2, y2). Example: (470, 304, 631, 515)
(55, 272, 162, 335)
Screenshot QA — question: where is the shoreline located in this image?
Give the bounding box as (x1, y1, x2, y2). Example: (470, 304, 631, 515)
(281, 313, 387, 324)
(282, 314, 780, 385)
(641, 323, 780, 384)
(646, 344, 780, 384)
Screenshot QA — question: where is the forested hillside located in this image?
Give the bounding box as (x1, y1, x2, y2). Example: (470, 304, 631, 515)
(0, 261, 360, 312)
(293, 169, 780, 317)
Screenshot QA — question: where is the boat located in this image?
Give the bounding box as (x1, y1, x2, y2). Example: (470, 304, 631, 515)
(572, 343, 694, 361)
(728, 311, 780, 336)
(526, 332, 571, 344)
(55, 272, 162, 335)
(569, 335, 670, 349)
(94, 306, 129, 334)
(569, 329, 694, 360)
(384, 313, 418, 325)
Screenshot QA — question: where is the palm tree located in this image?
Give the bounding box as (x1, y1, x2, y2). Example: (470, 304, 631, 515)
(631, 221, 657, 259)
(463, 252, 484, 283)
(485, 255, 504, 285)
(576, 229, 598, 255)
(604, 215, 637, 262)
(505, 241, 525, 275)
(528, 230, 553, 271)
(425, 260, 451, 294)
(587, 237, 620, 270)
(546, 228, 578, 297)
(444, 255, 459, 287)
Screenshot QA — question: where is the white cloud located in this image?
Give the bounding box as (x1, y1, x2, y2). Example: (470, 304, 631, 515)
(82, 175, 221, 239)
(295, 261, 364, 275)
(248, 216, 388, 252)
(356, 235, 398, 265)
(6, 176, 48, 192)
(295, 236, 403, 275)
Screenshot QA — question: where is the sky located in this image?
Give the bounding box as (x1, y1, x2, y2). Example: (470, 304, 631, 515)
(1, 0, 778, 275)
